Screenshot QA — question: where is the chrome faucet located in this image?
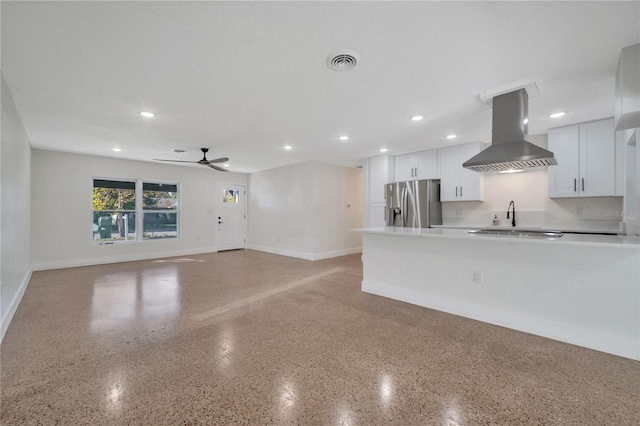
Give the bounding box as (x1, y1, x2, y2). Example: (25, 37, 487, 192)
(507, 201, 516, 227)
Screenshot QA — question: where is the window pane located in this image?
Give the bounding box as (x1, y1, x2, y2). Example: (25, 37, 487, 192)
(143, 212, 177, 240)
(93, 211, 136, 242)
(143, 183, 178, 210)
(222, 189, 239, 203)
(93, 180, 136, 211)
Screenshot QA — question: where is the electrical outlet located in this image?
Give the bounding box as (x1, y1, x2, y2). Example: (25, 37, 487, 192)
(576, 207, 583, 216)
(473, 271, 483, 284)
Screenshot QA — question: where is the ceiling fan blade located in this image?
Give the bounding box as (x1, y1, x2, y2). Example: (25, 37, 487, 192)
(207, 157, 229, 164)
(208, 163, 228, 172)
(154, 159, 199, 163)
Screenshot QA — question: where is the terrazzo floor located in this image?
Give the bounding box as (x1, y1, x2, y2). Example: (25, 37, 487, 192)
(1, 250, 639, 425)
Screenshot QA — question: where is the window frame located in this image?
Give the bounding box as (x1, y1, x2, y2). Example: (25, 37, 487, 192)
(141, 180, 180, 241)
(91, 177, 180, 245)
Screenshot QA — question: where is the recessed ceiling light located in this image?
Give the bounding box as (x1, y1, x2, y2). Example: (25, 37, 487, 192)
(411, 115, 424, 121)
(112, 148, 122, 152)
(446, 134, 457, 139)
(379, 148, 388, 153)
(139, 111, 155, 118)
(339, 135, 350, 141)
(283, 145, 293, 150)
(223, 164, 230, 168)
(499, 169, 524, 174)
(549, 112, 566, 118)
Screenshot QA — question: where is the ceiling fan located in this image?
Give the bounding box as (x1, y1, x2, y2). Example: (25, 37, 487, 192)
(154, 148, 229, 171)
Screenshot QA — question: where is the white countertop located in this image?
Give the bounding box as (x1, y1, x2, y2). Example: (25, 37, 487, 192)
(354, 227, 640, 249)
(431, 224, 621, 234)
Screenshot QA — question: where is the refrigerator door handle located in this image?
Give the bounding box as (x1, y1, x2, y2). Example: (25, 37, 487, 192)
(402, 187, 408, 227)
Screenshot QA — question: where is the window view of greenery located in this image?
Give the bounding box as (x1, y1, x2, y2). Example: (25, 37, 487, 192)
(93, 180, 136, 243)
(143, 182, 178, 240)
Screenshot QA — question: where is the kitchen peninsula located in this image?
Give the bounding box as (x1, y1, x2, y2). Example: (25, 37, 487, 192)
(357, 227, 640, 360)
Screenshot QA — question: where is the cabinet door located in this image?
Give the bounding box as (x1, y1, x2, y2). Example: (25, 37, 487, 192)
(579, 119, 615, 197)
(548, 125, 580, 198)
(414, 150, 438, 179)
(394, 153, 415, 182)
(369, 204, 387, 228)
(458, 143, 482, 201)
(438, 146, 460, 201)
(369, 155, 391, 203)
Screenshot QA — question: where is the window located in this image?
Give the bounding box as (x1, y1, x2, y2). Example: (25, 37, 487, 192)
(93, 180, 136, 243)
(92, 179, 179, 244)
(222, 189, 239, 204)
(143, 182, 178, 240)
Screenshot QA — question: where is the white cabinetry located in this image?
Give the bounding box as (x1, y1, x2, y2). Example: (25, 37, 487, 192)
(437, 142, 484, 201)
(362, 155, 394, 227)
(394, 150, 438, 182)
(548, 118, 616, 198)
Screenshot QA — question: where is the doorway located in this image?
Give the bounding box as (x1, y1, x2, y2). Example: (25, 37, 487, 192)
(216, 183, 247, 251)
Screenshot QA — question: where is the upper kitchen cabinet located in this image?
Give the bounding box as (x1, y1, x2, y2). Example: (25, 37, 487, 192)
(437, 142, 484, 202)
(394, 150, 438, 182)
(615, 43, 640, 131)
(548, 118, 616, 198)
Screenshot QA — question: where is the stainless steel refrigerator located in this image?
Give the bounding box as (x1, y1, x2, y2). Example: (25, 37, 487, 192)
(385, 179, 442, 228)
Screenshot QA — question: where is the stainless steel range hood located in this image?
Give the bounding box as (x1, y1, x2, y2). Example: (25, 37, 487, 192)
(463, 89, 557, 172)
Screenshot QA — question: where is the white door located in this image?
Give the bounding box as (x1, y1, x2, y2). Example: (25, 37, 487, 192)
(548, 125, 580, 198)
(414, 150, 438, 179)
(458, 143, 482, 201)
(437, 146, 460, 201)
(217, 183, 246, 251)
(579, 119, 615, 197)
(394, 153, 415, 182)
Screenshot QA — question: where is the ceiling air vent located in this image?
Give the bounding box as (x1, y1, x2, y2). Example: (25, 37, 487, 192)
(326, 51, 360, 72)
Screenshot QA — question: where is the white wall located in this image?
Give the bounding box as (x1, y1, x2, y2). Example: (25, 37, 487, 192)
(442, 134, 624, 228)
(31, 149, 247, 270)
(248, 161, 362, 260)
(1, 74, 32, 341)
(311, 162, 363, 254)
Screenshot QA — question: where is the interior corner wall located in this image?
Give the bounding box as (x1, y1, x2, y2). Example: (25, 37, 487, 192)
(31, 149, 247, 270)
(311, 162, 362, 256)
(1, 74, 32, 341)
(248, 161, 362, 260)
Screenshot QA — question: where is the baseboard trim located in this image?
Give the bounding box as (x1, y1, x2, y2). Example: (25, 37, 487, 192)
(362, 279, 639, 361)
(1, 268, 32, 343)
(32, 247, 218, 271)
(247, 245, 361, 261)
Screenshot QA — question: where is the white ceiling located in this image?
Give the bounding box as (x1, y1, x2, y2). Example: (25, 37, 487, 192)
(2, 1, 639, 173)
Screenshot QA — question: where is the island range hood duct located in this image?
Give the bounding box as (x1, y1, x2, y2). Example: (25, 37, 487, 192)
(463, 89, 557, 172)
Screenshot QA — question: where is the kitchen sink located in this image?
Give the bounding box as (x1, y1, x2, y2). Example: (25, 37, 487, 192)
(468, 229, 563, 239)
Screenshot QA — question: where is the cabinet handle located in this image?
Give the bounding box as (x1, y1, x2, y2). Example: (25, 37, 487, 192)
(415, 167, 418, 177)
(455, 186, 458, 197)
(574, 179, 577, 192)
(384, 208, 387, 221)
(460, 186, 462, 197)
(582, 178, 585, 192)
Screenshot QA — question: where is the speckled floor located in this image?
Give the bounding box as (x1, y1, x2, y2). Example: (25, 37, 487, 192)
(1, 250, 639, 425)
